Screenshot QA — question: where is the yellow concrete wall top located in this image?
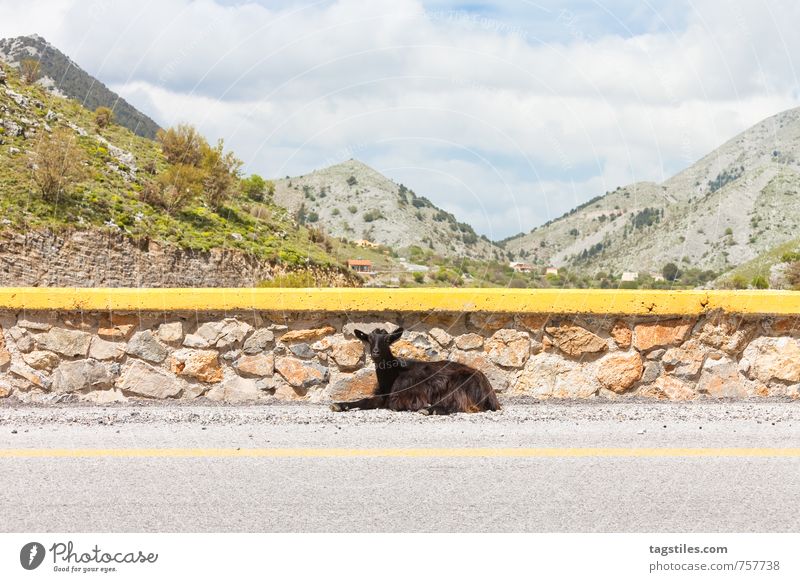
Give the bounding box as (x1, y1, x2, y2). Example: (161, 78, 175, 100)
(0, 287, 799, 315)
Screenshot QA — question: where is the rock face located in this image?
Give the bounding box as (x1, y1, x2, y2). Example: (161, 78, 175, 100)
(0, 229, 357, 288)
(330, 340, 364, 371)
(545, 324, 607, 357)
(51, 360, 114, 392)
(0, 310, 796, 403)
(484, 329, 530, 368)
(274, 357, 329, 389)
(741, 337, 800, 383)
(126, 331, 169, 363)
(36, 328, 92, 357)
(169, 349, 224, 383)
(235, 353, 274, 377)
(116, 360, 182, 398)
(634, 319, 694, 352)
(596, 352, 643, 393)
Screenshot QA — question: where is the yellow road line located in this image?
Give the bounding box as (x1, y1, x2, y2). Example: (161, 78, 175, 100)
(2, 287, 800, 315)
(0, 448, 799, 458)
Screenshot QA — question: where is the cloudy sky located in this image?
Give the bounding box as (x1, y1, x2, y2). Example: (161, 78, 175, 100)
(1, 0, 798, 239)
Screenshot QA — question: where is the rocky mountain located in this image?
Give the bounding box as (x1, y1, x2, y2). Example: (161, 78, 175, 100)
(272, 159, 505, 261)
(0, 35, 160, 138)
(504, 106, 800, 278)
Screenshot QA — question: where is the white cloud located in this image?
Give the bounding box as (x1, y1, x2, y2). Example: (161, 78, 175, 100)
(0, 0, 798, 238)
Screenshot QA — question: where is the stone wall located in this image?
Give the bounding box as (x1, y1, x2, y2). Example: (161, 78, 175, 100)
(1, 308, 798, 403)
(0, 229, 357, 287)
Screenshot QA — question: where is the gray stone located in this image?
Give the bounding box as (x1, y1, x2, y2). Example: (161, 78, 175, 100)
(243, 329, 274, 354)
(206, 376, 266, 403)
(116, 360, 182, 398)
(289, 343, 316, 359)
(36, 327, 92, 357)
(89, 336, 125, 360)
(126, 330, 169, 363)
(157, 321, 185, 344)
(51, 360, 115, 393)
(17, 314, 56, 331)
(7, 326, 33, 352)
(429, 327, 453, 347)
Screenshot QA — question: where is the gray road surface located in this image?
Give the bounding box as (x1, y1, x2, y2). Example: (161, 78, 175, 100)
(0, 399, 798, 532)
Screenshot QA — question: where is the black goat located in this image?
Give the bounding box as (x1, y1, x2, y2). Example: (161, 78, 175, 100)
(331, 327, 500, 415)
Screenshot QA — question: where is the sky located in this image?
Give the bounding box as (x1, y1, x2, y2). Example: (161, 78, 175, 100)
(1, 0, 799, 240)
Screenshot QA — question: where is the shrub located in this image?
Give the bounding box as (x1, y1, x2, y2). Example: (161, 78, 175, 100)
(28, 128, 86, 201)
(347, 175, 357, 186)
(151, 164, 205, 213)
(413, 272, 425, 284)
(201, 139, 243, 209)
(156, 124, 205, 166)
(94, 106, 114, 129)
(306, 211, 319, 223)
(241, 174, 266, 201)
(363, 209, 384, 222)
(662, 262, 680, 282)
(348, 205, 357, 214)
(751, 275, 769, 289)
(20, 59, 40, 84)
(331, 208, 340, 216)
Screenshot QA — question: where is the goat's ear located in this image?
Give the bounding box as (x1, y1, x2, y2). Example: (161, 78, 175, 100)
(354, 329, 369, 342)
(388, 327, 404, 343)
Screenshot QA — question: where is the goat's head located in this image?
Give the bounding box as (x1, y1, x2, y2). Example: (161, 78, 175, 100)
(354, 327, 404, 360)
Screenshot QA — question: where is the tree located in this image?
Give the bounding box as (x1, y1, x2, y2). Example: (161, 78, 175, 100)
(242, 174, 266, 201)
(200, 139, 242, 208)
(20, 59, 40, 84)
(662, 262, 680, 282)
(156, 124, 205, 166)
(29, 128, 85, 201)
(94, 106, 114, 129)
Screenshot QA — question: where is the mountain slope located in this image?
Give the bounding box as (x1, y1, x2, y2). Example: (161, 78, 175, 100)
(0, 35, 160, 138)
(0, 60, 354, 285)
(504, 106, 800, 277)
(272, 160, 505, 261)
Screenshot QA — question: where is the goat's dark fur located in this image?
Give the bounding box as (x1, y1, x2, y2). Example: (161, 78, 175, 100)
(331, 327, 500, 415)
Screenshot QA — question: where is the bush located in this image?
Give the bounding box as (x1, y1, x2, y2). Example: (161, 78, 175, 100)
(413, 272, 424, 284)
(157, 124, 205, 166)
(94, 107, 114, 129)
(347, 175, 357, 186)
(20, 59, 40, 84)
(348, 205, 357, 214)
(28, 128, 86, 201)
(241, 174, 266, 201)
(662, 262, 680, 282)
(363, 209, 384, 222)
(200, 139, 242, 208)
(151, 164, 205, 213)
(751, 275, 769, 289)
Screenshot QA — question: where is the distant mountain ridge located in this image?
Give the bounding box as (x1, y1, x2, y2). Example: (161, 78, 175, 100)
(272, 159, 506, 261)
(503, 105, 800, 278)
(0, 34, 160, 138)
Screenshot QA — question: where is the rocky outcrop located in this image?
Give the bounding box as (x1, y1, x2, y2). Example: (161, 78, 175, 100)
(0, 228, 357, 288)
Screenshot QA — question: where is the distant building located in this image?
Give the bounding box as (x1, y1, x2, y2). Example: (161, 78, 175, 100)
(545, 266, 559, 276)
(510, 262, 535, 273)
(649, 271, 665, 282)
(621, 271, 639, 282)
(354, 239, 379, 249)
(347, 259, 373, 273)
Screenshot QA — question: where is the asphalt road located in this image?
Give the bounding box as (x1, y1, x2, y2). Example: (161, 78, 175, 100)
(0, 400, 798, 532)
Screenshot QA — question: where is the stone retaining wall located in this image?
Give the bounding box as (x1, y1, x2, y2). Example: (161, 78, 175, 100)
(0, 309, 798, 403)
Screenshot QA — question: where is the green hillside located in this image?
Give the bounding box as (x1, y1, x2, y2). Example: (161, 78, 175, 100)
(0, 62, 351, 279)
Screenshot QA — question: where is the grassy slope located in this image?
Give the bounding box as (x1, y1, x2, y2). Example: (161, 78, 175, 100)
(0, 64, 343, 272)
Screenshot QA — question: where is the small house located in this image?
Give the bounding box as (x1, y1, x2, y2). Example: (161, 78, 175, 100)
(545, 266, 559, 276)
(621, 271, 639, 282)
(510, 262, 535, 273)
(347, 259, 373, 273)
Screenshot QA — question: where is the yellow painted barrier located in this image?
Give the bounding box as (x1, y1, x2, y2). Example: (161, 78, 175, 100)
(0, 287, 799, 315)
